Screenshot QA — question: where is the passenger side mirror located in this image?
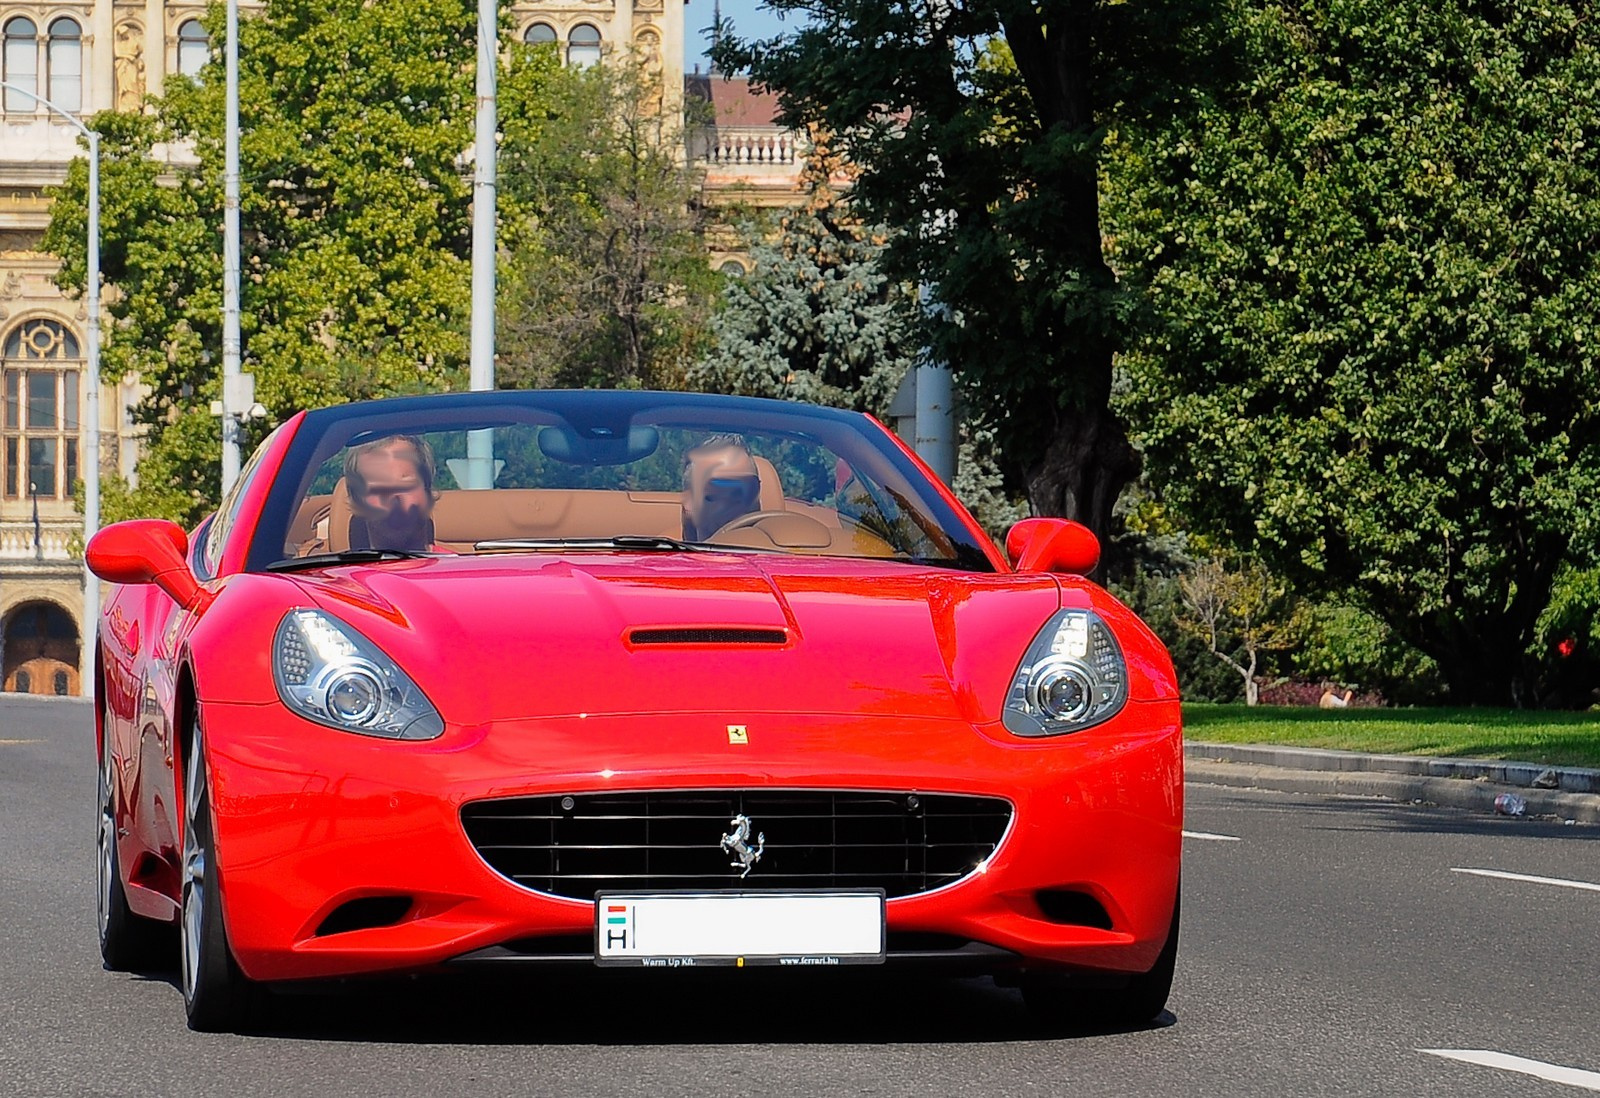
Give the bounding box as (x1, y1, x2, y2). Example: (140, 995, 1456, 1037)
(86, 519, 208, 609)
(1005, 518, 1101, 576)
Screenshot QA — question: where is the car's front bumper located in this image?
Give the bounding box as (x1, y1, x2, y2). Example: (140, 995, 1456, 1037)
(203, 700, 1182, 983)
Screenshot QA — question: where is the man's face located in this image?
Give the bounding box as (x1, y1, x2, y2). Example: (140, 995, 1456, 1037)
(351, 444, 431, 548)
(683, 446, 760, 537)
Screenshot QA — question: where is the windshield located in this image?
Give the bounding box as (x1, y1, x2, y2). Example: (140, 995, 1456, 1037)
(246, 391, 995, 573)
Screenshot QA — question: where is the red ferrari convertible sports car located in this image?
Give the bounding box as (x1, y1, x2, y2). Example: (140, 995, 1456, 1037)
(87, 389, 1182, 1032)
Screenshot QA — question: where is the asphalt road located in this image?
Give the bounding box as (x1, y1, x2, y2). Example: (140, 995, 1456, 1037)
(3, 694, 1598, 1097)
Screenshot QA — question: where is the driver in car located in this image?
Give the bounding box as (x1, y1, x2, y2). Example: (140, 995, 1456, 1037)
(681, 434, 762, 541)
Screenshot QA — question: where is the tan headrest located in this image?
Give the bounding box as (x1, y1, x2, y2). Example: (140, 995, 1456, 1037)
(753, 456, 783, 511)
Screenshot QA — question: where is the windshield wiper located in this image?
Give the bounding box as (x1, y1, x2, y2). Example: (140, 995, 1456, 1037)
(265, 548, 437, 572)
(474, 536, 709, 553)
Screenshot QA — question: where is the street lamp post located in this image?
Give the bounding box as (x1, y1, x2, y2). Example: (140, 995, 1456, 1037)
(219, 0, 247, 495)
(461, 0, 499, 489)
(1, 81, 102, 702)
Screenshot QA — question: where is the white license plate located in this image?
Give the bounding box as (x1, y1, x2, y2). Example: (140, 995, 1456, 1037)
(595, 890, 886, 967)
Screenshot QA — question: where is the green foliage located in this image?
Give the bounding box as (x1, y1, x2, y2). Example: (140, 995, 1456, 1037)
(46, 0, 494, 525)
(711, 2, 1215, 536)
(1292, 602, 1442, 706)
(690, 209, 914, 416)
(497, 54, 716, 391)
(1106, 0, 1600, 705)
(686, 155, 1025, 541)
(1175, 555, 1307, 705)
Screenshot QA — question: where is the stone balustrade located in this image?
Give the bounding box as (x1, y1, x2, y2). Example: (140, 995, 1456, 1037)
(699, 126, 801, 166)
(0, 521, 77, 560)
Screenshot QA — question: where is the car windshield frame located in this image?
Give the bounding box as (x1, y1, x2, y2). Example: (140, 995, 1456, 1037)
(244, 389, 999, 575)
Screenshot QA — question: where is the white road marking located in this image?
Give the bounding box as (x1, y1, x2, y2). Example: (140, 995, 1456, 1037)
(1182, 830, 1241, 842)
(1421, 1049, 1600, 1090)
(1451, 867, 1600, 894)
(0, 739, 40, 745)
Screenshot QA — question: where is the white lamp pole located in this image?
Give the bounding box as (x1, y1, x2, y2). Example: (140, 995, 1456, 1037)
(462, 0, 498, 488)
(219, 0, 246, 494)
(2, 81, 101, 702)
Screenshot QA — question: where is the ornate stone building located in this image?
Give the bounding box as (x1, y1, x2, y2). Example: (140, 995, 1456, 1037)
(0, 0, 806, 696)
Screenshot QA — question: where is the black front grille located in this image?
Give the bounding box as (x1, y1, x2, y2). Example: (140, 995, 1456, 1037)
(460, 791, 1012, 900)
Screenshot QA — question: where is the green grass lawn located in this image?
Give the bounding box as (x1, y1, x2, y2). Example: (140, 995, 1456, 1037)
(1184, 704, 1600, 769)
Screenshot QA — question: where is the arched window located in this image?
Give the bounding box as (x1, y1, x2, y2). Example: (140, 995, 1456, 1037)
(177, 19, 208, 78)
(719, 260, 748, 278)
(14, 670, 29, 693)
(53, 670, 69, 695)
(523, 22, 556, 46)
(567, 23, 601, 68)
(3, 17, 38, 112)
(47, 18, 80, 111)
(2, 320, 82, 501)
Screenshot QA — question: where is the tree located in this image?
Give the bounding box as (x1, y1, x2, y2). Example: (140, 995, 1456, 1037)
(690, 128, 917, 415)
(1106, 0, 1600, 705)
(45, 0, 516, 525)
(711, 3, 1211, 542)
(496, 53, 717, 391)
(1177, 556, 1303, 707)
(688, 134, 1026, 537)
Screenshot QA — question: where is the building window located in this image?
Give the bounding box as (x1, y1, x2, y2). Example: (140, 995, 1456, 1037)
(567, 23, 601, 68)
(47, 18, 80, 111)
(14, 670, 29, 693)
(53, 670, 69, 695)
(523, 22, 556, 46)
(176, 19, 208, 78)
(2, 320, 81, 501)
(3, 17, 37, 112)
(719, 260, 748, 278)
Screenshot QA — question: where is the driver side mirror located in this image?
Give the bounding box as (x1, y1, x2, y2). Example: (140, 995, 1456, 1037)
(86, 519, 209, 609)
(1005, 518, 1101, 576)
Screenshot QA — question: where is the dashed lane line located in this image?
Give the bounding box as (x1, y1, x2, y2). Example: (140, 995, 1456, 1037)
(1451, 867, 1600, 894)
(1182, 830, 1241, 842)
(1421, 1050, 1600, 1091)
(0, 739, 41, 745)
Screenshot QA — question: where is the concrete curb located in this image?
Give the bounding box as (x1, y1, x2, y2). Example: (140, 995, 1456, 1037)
(1184, 742, 1600, 824)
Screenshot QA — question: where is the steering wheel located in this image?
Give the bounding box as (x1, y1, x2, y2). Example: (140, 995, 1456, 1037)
(710, 510, 795, 535)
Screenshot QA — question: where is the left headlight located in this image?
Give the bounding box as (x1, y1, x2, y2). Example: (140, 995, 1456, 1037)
(272, 609, 444, 740)
(1002, 609, 1129, 737)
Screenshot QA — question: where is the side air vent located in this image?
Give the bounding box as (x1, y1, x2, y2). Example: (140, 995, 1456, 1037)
(314, 896, 413, 937)
(628, 628, 788, 646)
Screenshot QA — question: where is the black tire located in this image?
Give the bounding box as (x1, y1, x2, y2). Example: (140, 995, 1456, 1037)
(1023, 891, 1180, 1031)
(97, 728, 172, 972)
(180, 719, 259, 1032)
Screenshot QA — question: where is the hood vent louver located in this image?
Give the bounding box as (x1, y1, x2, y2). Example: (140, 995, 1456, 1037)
(628, 627, 788, 646)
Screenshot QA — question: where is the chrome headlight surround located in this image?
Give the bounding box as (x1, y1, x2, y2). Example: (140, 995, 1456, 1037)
(272, 609, 444, 740)
(1003, 610, 1129, 737)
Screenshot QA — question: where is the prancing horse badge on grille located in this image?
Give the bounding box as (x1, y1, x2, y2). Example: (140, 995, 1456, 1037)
(720, 814, 765, 878)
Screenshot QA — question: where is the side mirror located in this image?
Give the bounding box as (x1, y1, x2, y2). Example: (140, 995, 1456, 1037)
(86, 519, 207, 609)
(1005, 518, 1101, 576)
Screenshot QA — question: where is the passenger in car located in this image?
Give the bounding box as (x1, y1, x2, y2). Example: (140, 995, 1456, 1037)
(342, 434, 451, 553)
(681, 433, 763, 540)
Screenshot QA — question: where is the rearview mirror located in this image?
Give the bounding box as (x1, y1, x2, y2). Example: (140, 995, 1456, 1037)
(1005, 518, 1101, 576)
(86, 519, 208, 609)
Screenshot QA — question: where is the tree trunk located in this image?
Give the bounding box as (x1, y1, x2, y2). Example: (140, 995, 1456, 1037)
(1023, 400, 1140, 550)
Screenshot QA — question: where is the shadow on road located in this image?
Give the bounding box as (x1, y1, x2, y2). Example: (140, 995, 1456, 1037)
(1203, 788, 1598, 841)
(200, 971, 1179, 1045)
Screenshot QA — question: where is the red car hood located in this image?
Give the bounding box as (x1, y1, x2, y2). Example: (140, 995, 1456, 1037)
(287, 553, 1064, 725)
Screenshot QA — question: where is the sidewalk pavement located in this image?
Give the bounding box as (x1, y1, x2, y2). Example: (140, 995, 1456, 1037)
(1185, 741, 1600, 824)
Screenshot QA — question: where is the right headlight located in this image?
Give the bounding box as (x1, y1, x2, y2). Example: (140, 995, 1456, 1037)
(272, 609, 444, 740)
(1002, 609, 1129, 736)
